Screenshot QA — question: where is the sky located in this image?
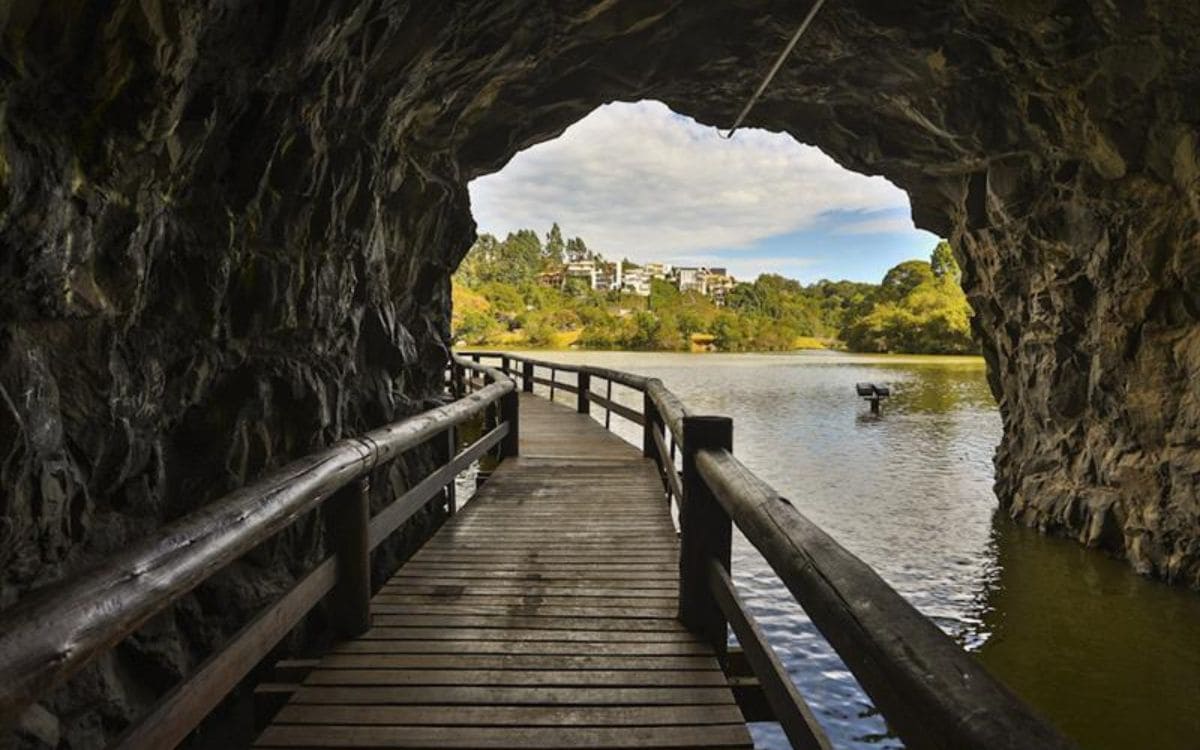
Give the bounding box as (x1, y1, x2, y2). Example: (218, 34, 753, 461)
(468, 100, 940, 284)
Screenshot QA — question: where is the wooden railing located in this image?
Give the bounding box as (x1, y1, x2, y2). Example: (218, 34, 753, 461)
(0, 355, 518, 748)
(465, 351, 1075, 750)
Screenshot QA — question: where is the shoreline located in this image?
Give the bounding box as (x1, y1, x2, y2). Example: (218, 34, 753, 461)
(456, 346, 987, 363)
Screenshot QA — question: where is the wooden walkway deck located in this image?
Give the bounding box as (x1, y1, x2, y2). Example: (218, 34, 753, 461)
(255, 394, 753, 749)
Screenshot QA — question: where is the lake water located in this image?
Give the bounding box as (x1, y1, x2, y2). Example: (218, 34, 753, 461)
(489, 350, 1200, 750)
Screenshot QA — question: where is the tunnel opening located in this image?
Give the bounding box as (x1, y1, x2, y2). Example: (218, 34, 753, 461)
(1, 1, 1197, 748)
(455, 100, 972, 747)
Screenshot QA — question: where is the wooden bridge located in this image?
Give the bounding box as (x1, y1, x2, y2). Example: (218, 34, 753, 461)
(0, 354, 1075, 749)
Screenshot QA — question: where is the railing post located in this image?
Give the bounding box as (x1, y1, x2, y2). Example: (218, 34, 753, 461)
(445, 426, 458, 515)
(324, 477, 372, 638)
(501, 355, 510, 376)
(605, 380, 613, 430)
(577, 372, 591, 414)
(522, 361, 534, 393)
(642, 391, 660, 465)
(678, 415, 733, 655)
(500, 387, 520, 458)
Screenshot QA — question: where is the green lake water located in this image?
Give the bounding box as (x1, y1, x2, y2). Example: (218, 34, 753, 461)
(491, 350, 1200, 750)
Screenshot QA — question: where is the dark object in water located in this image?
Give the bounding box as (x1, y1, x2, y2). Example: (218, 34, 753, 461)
(855, 382, 890, 414)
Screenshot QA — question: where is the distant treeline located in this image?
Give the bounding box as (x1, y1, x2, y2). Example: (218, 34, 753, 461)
(452, 225, 976, 354)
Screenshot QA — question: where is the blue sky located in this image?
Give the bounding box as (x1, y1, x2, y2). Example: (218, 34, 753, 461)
(469, 101, 940, 284)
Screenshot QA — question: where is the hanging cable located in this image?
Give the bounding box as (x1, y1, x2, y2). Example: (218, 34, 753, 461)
(722, 0, 829, 139)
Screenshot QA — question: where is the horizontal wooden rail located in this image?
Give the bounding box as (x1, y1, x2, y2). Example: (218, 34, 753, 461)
(111, 558, 337, 749)
(587, 391, 644, 425)
(708, 561, 832, 750)
(695, 447, 1075, 750)
(0, 355, 518, 732)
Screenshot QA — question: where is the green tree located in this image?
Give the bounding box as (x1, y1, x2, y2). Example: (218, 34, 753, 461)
(544, 223, 565, 266)
(566, 236, 590, 261)
(930, 240, 962, 284)
(879, 260, 935, 302)
(843, 252, 975, 354)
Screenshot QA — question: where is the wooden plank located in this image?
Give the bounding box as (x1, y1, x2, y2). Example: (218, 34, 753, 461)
(394, 560, 676, 571)
(303, 669, 730, 687)
(330, 640, 713, 656)
(370, 604, 677, 619)
(272, 703, 744, 726)
(396, 559, 676, 571)
(382, 575, 677, 587)
(317, 653, 719, 671)
(380, 577, 677, 591)
(288, 685, 739, 706)
(371, 595, 678, 611)
(376, 585, 676, 599)
(255, 723, 751, 748)
(368, 614, 683, 631)
(357, 628, 700, 642)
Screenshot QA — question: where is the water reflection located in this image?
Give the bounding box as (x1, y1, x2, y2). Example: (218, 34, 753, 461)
(490, 350, 1200, 750)
(972, 515, 1200, 750)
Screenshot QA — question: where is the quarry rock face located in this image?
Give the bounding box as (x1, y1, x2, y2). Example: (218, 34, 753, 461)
(0, 0, 1196, 745)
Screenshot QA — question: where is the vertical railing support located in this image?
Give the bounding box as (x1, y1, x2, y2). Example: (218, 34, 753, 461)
(445, 426, 458, 515)
(522, 361, 534, 393)
(549, 367, 556, 402)
(678, 415, 733, 654)
(500, 387, 520, 458)
(642, 391, 661, 465)
(577, 372, 591, 415)
(605, 380, 613, 430)
(324, 477, 372, 639)
(501, 355, 510, 377)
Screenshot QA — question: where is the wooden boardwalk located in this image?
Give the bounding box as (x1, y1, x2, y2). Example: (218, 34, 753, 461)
(255, 394, 753, 749)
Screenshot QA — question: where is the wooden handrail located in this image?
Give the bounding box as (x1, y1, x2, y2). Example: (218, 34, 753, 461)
(695, 447, 1075, 750)
(0, 356, 516, 729)
(475, 349, 1075, 750)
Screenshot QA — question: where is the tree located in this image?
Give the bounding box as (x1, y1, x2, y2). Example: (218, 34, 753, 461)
(930, 240, 962, 284)
(843, 250, 975, 354)
(879, 260, 935, 302)
(565, 236, 590, 262)
(544, 223, 565, 266)
(648, 277, 680, 310)
(452, 227, 974, 355)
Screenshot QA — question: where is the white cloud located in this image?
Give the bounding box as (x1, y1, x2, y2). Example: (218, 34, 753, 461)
(833, 216, 916, 234)
(468, 100, 913, 262)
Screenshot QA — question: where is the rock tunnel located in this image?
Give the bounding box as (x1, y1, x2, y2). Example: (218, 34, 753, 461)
(0, 0, 1197, 745)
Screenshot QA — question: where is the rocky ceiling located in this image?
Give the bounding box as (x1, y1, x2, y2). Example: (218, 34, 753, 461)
(0, 0, 1197, 746)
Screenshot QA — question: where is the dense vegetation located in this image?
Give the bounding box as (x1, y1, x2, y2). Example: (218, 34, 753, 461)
(452, 225, 976, 354)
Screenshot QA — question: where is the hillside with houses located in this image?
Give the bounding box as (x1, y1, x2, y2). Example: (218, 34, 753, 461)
(453, 224, 976, 354)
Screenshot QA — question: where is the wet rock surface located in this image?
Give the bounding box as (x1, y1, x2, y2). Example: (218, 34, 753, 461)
(0, 0, 1197, 745)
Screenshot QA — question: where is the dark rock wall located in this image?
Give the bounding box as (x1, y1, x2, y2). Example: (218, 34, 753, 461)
(0, 0, 1196, 745)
